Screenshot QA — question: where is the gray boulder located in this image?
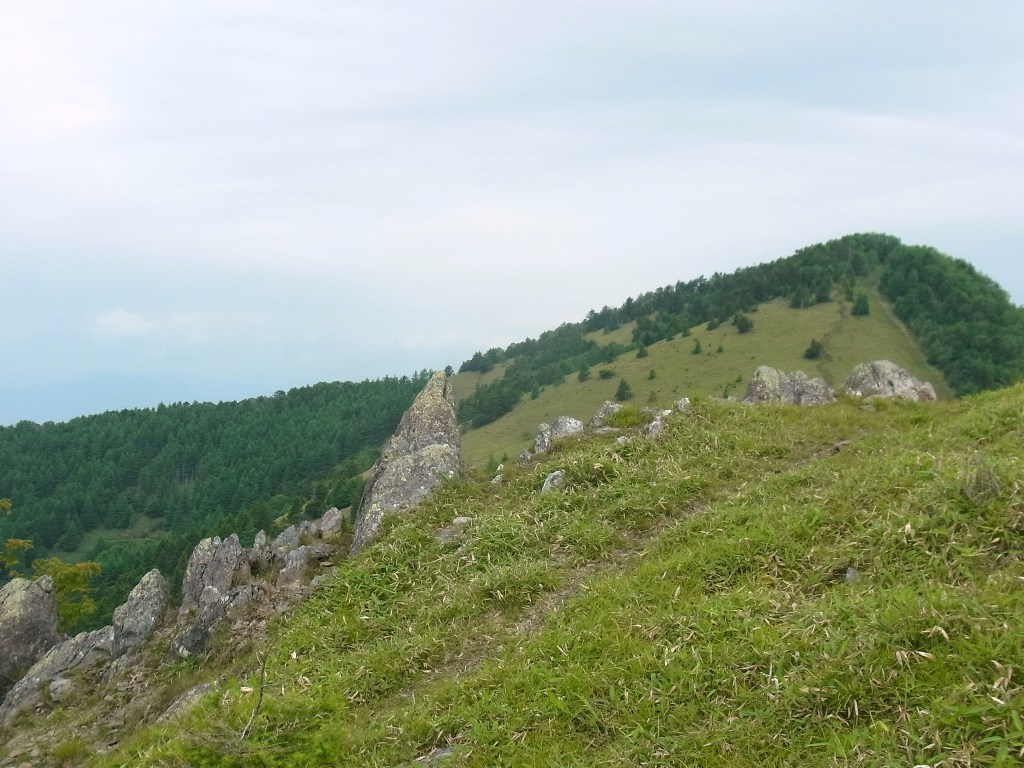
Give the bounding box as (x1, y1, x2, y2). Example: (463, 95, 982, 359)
(844, 360, 937, 402)
(350, 372, 460, 554)
(743, 366, 836, 406)
(271, 524, 300, 554)
(534, 416, 585, 454)
(0, 625, 113, 724)
(317, 507, 345, 539)
(179, 534, 248, 614)
(541, 470, 566, 493)
(112, 569, 168, 660)
(0, 577, 63, 699)
(645, 409, 672, 438)
(590, 401, 623, 427)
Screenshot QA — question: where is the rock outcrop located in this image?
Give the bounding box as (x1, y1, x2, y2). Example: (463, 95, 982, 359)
(179, 534, 248, 614)
(349, 372, 460, 554)
(0, 626, 113, 725)
(590, 401, 623, 427)
(0, 577, 63, 700)
(844, 360, 937, 401)
(112, 569, 168, 660)
(533, 416, 585, 454)
(743, 366, 835, 406)
(172, 505, 343, 658)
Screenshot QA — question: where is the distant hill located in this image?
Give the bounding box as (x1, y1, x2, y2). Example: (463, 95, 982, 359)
(453, 233, 1024, 466)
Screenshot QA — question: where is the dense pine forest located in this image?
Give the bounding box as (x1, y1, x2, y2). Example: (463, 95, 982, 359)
(457, 234, 1024, 426)
(0, 373, 430, 628)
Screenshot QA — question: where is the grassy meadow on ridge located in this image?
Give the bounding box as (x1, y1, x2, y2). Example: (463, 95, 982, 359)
(89, 381, 1023, 767)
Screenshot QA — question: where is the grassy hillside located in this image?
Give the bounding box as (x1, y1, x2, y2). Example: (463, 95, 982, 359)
(459, 279, 951, 467)
(84, 383, 1023, 767)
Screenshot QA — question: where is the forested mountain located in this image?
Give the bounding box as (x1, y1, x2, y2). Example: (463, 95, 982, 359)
(0, 373, 430, 627)
(457, 234, 1024, 426)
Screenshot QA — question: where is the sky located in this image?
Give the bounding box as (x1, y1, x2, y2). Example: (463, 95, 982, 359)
(1, 1, 1022, 425)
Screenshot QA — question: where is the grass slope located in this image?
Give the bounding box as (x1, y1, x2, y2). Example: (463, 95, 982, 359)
(459, 280, 951, 467)
(98, 384, 1022, 767)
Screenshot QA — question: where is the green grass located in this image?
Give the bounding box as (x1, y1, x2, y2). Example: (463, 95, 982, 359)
(459, 280, 951, 468)
(92, 384, 1023, 767)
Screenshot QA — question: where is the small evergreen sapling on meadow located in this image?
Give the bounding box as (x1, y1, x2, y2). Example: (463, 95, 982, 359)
(615, 378, 634, 401)
(804, 339, 825, 360)
(852, 292, 870, 316)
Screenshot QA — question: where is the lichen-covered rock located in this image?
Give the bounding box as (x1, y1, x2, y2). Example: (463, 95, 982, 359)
(743, 366, 835, 406)
(675, 397, 691, 412)
(179, 534, 248, 614)
(112, 569, 167, 660)
(0, 626, 113, 724)
(591, 401, 623, 427)
(0, 577, 63, 700)
(350, 372, 460, 554)
(844, 360, 937, 401)
(534, 416, 585, 454)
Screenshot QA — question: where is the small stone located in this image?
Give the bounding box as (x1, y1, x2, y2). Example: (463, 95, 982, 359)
(541, 470, 566, 493)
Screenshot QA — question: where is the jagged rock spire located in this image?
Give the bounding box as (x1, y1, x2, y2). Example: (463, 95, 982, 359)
(349, 371, 460, 554)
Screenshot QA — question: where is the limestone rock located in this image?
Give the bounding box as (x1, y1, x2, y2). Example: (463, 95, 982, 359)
(170, 581, 269, 659)
(179, 534, 247, 614)
(844, 360, 937, 401)
(645, 410, 672, 438)
(675, 397, 691, 412)
(350, 372, 460, 554)
(743, 366, 835, 406)
(248, 529, 276, 576)
(317, 507, 345, 539)
(541, 470, 566, 493)
(112, 569, 168, 660)
(0, 626, 113, 724)
(271, 525, 300, 554)
(277, 546, 313, 589)
(534, 416, 585, 454)
(591, 401, 623, 427)
(0, 577, 63, 700)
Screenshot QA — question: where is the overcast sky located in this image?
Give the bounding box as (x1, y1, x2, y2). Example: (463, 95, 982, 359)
(1, 2, 1022, 425)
